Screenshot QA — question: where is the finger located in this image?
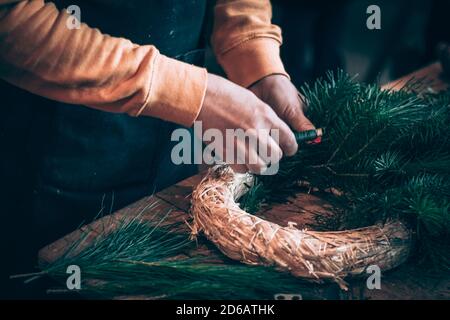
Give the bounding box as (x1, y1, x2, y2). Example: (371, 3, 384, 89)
(258, 130, 283, 166)
(268, 111, 298, 157)
(285, 98, 316, 133)
(293, 109, 315, 132)
(260, 134, 283, 175)
(297, 94, 316, 131)
(233, 133, 268, 174)
(230, 164, 248, 174)
(245, 141, 268, 175)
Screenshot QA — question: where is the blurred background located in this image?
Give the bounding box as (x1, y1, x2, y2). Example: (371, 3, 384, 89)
(270, 0, 449, 86)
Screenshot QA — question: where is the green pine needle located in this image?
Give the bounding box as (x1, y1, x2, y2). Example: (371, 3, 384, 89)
(242, 70, 450, 270)
(41, 212, 329, 299)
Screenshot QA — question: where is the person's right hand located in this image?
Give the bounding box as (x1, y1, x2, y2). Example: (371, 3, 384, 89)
(196, 73, 298, 174)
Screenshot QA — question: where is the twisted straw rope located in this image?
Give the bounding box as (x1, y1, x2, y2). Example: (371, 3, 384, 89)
(191, 165, 412, 290)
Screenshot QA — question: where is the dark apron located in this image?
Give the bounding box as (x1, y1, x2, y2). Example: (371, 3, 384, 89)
(26, 0, 208, 245)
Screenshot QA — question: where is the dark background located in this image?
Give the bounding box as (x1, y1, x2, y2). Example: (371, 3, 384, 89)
(272, 0, 449, 86)
(1, 0, 449, 299)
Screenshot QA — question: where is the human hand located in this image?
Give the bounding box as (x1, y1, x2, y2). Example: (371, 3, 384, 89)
(197, 73, 298, 174)
(249, 74, 315, 134)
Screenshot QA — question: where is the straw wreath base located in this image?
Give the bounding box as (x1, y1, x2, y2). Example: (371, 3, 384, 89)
(191, 165, 413, 290)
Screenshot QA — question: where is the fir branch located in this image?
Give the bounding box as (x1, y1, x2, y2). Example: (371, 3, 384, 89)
(242, 70, 450, 269)
(40, 213, 327, 299)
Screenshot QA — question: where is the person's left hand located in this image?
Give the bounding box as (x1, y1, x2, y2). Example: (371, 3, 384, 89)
(249, 74, 315, 136)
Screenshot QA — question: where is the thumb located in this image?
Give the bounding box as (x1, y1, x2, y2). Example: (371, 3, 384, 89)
(290, 107, 315, 132)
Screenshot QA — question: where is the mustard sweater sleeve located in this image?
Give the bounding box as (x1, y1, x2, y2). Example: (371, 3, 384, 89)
(212, 0, 288, 88)
(0, 0, 207, 127)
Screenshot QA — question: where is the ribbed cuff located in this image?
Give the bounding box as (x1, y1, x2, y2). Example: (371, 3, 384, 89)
(138, 53, 208, 127)
(217, 37, 289, 88)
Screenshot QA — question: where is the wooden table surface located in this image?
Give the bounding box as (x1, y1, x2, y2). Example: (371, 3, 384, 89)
(38, 62, 450, 300)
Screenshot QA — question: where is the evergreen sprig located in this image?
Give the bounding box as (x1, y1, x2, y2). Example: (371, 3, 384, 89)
(241, 70, 450, 269)
(41, 210, 328, 299)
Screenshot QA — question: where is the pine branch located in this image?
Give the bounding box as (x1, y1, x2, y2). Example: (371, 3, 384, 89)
(40, 213, 326, 299)
(242, 70, 450, 269)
